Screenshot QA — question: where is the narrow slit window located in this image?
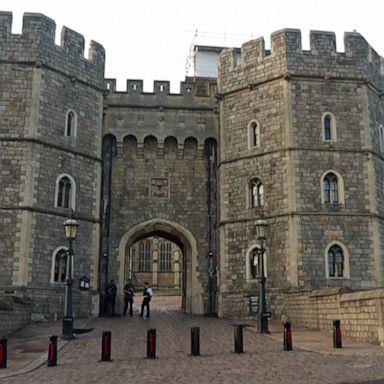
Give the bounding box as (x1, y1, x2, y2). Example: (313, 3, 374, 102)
(323, 115, 331, 141)
(250, 178, 264, 208)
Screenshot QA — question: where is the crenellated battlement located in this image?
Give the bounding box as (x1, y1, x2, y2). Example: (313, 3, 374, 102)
(218, 29, 384, 94)
(105, 77, 217, 98)
(0, 12, 105, 88)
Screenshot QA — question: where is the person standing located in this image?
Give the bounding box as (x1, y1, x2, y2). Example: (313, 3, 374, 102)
(139, 281, 153, 318)
(123, 279, 135, 316)
(105, 279, 117, 316)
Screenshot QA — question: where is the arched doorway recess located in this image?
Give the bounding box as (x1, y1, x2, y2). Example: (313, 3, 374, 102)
(118, 219, 203, 314)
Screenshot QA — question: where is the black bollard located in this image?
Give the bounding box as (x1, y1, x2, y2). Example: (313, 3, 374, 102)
(0, 339, 7, 369)
(47, 335, 58, 367)
(234, 324, 243, 354)
(147, 329, 156, 359)
(333, 320, 342, 348)
(283, 321, 293, 351)
(191, 327, 200, 356)
(101, 331, 112, 361)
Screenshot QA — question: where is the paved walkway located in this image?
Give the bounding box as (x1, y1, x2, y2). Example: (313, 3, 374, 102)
(1, 297, 384, 383)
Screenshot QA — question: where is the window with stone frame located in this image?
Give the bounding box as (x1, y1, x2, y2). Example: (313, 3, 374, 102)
(379, 125, 384, 152)
(322, 112, 336, 142)
(249, 178, 264, 208)
(53, 248, 68, 283)
(327, 245, 344, 278)
(323, 172, 338, 203)
(56, 176, 72, 208)
(323, 115, 331, 140)
(250, 248, 259, 279)
(139, 241, 151, 272)
(159, 242, 172, 272)
(65, 109, 78, 137)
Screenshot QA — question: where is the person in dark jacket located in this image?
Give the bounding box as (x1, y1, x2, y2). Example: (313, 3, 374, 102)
(123, 279, 135, 316)
(139, 281, 153, 318)
(105, 279, 117, 316)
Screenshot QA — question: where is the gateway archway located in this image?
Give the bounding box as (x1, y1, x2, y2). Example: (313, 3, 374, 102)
(118, 219, 203, 314)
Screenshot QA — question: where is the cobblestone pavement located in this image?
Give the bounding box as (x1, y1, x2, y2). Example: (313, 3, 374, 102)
(1, 298, 384, 384)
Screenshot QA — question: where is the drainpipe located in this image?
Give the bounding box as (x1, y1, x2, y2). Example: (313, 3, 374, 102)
(206, 139, 218, 317)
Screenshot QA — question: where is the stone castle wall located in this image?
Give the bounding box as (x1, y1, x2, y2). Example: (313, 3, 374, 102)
(217, 30, 384, 317)
(0, 295, 33, 337)
(2, 10, 384, 331)
(102, 79, 218, 314)
(282, 288, 384, 345)
(0, 12, 105, 318)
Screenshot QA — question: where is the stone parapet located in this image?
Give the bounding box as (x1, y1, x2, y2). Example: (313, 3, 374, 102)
(0, 12, 105, 89)
(218, 29, 384, 95)
(282, 288, 384, 345)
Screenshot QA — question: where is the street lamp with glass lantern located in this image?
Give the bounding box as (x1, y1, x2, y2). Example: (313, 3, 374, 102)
(255, 217, 269, 333)
(62, 210, 79, 339)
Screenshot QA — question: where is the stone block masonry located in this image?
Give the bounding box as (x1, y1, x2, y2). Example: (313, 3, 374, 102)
(0, 12, 105, 319)
(282, 288, 384, 345)
(217, 29, 384, 318)
(2, 9, 384, 340)
(0, 295, 32, 337)
(0, 12, 105, 89)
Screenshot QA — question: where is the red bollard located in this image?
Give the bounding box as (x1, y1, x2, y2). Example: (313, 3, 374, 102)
(47, 335, 58, 367)
(0, 339, 7, 369)
(333, 320, 342, 348)
(283, 321, 293, 351)
(147, 329, 156, 359)
(101, 331, 112, 361)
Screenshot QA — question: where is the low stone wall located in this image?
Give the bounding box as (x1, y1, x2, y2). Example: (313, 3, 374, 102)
(282, 288, 384, 345)
(0, 295, 33, 337)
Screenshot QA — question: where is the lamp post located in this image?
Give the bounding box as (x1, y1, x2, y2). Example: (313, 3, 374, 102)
(62, 210, 79, 340)
(255, 217, 269, 333)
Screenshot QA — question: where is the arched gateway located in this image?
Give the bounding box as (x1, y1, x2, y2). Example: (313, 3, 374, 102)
(101, 83, 218, 317)
(118, 219, 203, 314)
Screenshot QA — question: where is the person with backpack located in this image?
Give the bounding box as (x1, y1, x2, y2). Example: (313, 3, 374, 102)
(139, 281, 153, 318)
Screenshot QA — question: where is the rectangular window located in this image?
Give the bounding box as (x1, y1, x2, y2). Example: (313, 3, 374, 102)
(139, 241, 151, 272)
(159, 242, 172, 272)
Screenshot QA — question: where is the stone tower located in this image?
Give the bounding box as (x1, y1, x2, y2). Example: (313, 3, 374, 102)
(0, 12, 105, 318)
(217, 29, 384, 317)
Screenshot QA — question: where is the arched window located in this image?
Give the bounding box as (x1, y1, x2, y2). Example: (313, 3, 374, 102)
(327, 245, 344, 277)
(250, 248, 259, 279)
(65, 109, 78, 138)
(249, 178, 264, 208)
(246, 245, 267, 281)
(248, 120, 260, 148)
(139, 241, 151, 272)
(55, 174, 76, 209)
(323, 172, 338, 203)
(379, 125, 384, 152)
(322, 112, 336, 142)
(159, 242, 172, 272)
(325, 242, 349, 279)
(50, 247, 68, 283)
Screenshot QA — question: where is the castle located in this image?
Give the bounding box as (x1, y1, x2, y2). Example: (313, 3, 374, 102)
(2, 12, 384, 340)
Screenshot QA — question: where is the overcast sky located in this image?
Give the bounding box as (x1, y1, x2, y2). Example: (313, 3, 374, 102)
(2, 0, 383, 92)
